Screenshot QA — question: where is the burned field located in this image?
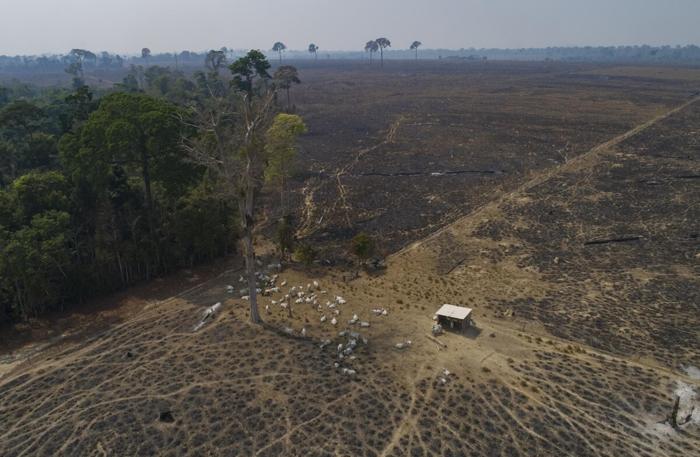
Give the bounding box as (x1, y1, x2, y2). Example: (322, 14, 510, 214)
(1, 61, 699, 456)
(289, 61, 699, 252)
(424, 94, 700, 369)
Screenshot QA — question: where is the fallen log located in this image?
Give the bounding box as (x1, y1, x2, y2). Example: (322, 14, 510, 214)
(584, 236, 642, 246)
(426, 334, 447, 348)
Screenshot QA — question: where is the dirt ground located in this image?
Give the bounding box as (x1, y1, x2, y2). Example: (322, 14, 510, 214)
(1, 62, 699, 456)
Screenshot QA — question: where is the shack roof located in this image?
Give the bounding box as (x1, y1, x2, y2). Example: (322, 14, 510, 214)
(436, 304, 473, 320)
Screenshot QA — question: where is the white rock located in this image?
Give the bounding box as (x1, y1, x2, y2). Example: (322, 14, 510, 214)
(320, 315, 327, 323)
(331, 317, 338, 326)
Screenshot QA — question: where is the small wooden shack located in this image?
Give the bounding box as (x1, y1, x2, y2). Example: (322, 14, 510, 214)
(435, 304, 473, 331)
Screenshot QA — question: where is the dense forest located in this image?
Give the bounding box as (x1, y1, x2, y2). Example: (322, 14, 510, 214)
(0, 51, 304, 323)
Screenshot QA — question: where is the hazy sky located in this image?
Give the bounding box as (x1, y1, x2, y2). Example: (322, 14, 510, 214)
(2, 0, 699, 55)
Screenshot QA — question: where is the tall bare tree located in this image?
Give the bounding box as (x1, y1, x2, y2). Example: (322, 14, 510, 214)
(375, 38, 391, 67)
(182, 50, 278, 324)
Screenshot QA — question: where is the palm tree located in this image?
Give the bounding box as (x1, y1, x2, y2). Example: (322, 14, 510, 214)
(375, 38, 391, 67)
(365, 40, 378, 64)
(410, 41, 422, 60)
(308, 43, 319, 60)
(272, 42, 287, 63)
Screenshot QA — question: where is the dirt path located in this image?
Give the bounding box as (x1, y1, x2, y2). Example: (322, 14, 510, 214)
(297, 115, 406, 236)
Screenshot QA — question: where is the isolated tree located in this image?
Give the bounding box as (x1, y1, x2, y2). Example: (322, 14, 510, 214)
(273, 66, 301, 111)
(308, 43, 319, 60)
(205, 49, 227, 74)
(294, 243, 316, 267)
(410, 41, 422, 60)
(183, 50, 287, 324)
(141, 47, 151, 65)
(351, 232, 375, 266)
(66, 49, 95, 88)
(375, 38, 391, 66)
(365, 40, 378, 64)
(272, 42, 287, 63)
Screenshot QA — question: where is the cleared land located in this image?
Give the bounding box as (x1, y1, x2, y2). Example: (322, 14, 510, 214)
(1, 62, 699, 456)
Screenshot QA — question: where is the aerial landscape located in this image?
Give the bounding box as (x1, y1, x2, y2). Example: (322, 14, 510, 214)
(0, 1, 698, 456)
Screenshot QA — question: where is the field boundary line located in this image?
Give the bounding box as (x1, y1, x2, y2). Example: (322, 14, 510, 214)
(391, 95, 700, 259)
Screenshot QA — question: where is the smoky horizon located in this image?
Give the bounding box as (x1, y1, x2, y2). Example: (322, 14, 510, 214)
(1, 0, 699, 56)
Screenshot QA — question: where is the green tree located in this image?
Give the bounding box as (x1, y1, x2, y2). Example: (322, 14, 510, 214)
(273, 66, 301, 111)
(0, 210, 72, 319)
(265, 113, 306, 214)
(0, 100, 47, 184)
(351, 232, 376, 265)
(61, 93, 190, 275)
(229, 49, 271, 96)
(0, 172, 73, 319)
(294, 243, 316, 267)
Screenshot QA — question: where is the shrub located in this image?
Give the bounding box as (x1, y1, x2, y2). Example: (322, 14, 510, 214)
(294, 243, 316, 267)
(351, 232, 375, 264)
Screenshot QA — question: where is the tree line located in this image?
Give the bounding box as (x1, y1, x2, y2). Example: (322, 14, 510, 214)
(3, 44, 700, 73)
(0, 50, 306, 324)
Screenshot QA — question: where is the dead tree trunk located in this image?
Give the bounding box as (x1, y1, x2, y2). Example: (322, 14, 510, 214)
(669, 395, 681, 430)
(662, 395, 694, 430)
(241, 158, 261, 324)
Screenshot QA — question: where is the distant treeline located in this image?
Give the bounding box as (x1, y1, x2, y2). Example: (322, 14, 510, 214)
(2, 44, 700, 72)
